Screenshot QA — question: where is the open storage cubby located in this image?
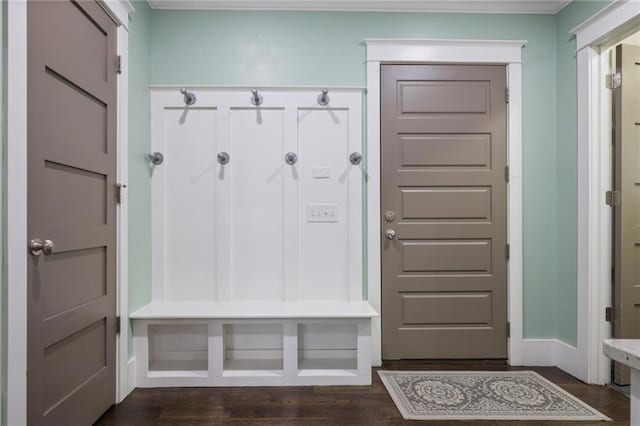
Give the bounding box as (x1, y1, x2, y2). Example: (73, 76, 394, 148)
(222, 323, 284, 376)
(297, 323, 358, 374)
(148, 323, 208, 375)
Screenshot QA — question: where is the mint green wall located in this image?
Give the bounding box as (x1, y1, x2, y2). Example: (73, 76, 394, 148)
(128, 0, 152, 355)
(555, 0, 610, 346)
(127, 2, 610, 345)
(149, 9, 560, 339)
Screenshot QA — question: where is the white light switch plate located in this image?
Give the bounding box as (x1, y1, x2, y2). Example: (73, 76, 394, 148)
(312, 167, 331, 179)
(307, 204, 339, 223)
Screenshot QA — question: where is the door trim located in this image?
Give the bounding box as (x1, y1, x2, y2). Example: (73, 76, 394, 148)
(572, 0, 640, 385)
(4, 1, 134, 424)
(364, 39, 525, 367)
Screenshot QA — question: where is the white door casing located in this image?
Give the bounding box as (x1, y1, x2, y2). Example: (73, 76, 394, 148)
(364, 39, 525, 367)
(572, 0, 640, 385)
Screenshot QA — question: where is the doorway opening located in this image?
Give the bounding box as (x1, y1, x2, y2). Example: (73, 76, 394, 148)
(607, 29, 640, 393)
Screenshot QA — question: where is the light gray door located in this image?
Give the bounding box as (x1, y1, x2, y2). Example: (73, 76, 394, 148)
(612, 43, 640, 386)
(381, 64, 508, 359)
(27, 1, 119, 424)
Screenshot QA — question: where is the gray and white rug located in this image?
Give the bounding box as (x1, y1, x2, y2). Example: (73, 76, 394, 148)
(378, 370, 611, 421)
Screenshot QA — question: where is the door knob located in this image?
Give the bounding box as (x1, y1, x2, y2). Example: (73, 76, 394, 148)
(385, 211, 395, 222)
(29, 239, 55, 256)
(385, 229, 396, 240)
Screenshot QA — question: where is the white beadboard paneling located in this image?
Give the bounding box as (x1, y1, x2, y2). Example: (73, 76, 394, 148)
(229, 108, 286, 300)
(298, 108, 350, 300)
(150, 87, 363, 305)
(163, 108, 218, 301)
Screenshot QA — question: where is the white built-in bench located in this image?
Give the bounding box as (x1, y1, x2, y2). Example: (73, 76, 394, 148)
(131, 301, 378, 387)
(604, 339, 640, 424)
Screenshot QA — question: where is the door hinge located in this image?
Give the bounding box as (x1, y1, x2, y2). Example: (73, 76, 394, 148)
(116, 316, 121, 334)
(505, 244, 510, 261)
(605, 190, 620, 207)
(116, 183, 127, 204)
(505, 165, 510, 183)
(506, 321, 511, 338)
(605, 73, 621, 89)
(116, 55, 123, 74)
(505, 88, 510, 104)
(605, 307, 613, 322)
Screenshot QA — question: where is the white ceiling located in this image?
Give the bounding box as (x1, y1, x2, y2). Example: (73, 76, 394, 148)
(146, 0, 574, 14)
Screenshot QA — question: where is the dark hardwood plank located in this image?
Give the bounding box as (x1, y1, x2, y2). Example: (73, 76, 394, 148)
(95, 362, 630, 425)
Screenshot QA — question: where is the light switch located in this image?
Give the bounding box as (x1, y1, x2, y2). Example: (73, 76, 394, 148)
(312, 167, 331, 179)
(306, 204, 339, 223)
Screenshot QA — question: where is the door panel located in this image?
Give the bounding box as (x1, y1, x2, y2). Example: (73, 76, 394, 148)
(381, 64, 508, 359)
(27, 1, 118, 424)
(613, 44, 640, 385)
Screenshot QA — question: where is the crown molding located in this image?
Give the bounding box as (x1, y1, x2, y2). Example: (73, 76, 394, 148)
(146, 0, 572, 14)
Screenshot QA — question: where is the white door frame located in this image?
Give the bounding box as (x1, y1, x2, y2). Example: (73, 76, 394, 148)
(364, 39, 527, 367)
(4, 1, 133, 424)
(572, 0, 640, 385)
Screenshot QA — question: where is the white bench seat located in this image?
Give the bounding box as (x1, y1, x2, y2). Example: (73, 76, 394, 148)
(130, 300, 378, 320)
(604, 339, 640, 424)
(131, 301, 377, 387)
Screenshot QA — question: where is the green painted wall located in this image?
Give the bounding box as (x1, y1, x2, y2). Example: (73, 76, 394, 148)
(555, 0, 610, 346)
(128, 0, 152, 356)
(126, 1, 611, 347)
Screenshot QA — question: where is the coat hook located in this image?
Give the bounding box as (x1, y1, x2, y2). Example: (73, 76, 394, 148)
(251, 89, 263, 106)
(217, 152, 230, 165)
(318, 88, 329, 106)
(285, 152, 297, 165)
(349, 152, 362, 165)
(180, 88, 196, 106)
(149, 152, 164, 165)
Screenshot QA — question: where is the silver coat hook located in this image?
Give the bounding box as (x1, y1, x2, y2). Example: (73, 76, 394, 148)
(217, 152, 230, 165)
(285, 152, 297, 165)
(180, 88, 196, 106)
(251, 89, 263, 106)
(149, 152, 164, 165)
(349, 152, 362, 165)
(318, 88, 329, 106)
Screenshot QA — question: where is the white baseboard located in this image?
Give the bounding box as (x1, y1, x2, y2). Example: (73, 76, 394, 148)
(126, 357, 136, 398)
(510, 339, 586, 382)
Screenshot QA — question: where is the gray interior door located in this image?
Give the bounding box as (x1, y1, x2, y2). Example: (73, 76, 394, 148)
(381, 64, 508, 359)
(612, 43, 640, 386)
(27, 1, 119, 424)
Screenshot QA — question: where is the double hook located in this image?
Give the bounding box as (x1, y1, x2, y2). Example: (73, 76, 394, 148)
(251, 89, 263, 106)
(317, 89, 329, 106)
(180, 88, 197, 106)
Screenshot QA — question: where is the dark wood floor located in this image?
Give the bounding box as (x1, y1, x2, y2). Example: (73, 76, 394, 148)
(95, 361, 630, 425)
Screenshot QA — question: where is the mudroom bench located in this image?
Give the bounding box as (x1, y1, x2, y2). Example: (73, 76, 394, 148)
(131, 301, 378, 387)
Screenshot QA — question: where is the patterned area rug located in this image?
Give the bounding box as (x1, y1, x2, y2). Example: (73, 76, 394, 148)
(378, 370, 611, 421)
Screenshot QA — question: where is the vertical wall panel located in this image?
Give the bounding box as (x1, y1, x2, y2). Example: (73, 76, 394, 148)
(229, 108, 286, 300)
(164, 108, 218, 300)
(298, 109, 349, 300)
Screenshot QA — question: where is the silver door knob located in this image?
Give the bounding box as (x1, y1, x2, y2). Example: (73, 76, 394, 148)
(385, 229, 396, 240)
(385, 211, 395, 222)
(29, 239, 55, 256)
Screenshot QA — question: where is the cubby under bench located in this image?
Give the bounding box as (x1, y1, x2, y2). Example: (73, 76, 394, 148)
(131, 301, 378, 387)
